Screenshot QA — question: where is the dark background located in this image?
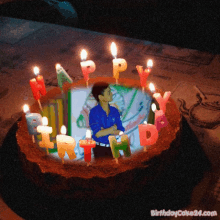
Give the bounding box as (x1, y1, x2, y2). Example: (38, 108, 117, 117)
(0, 0, 220, 53)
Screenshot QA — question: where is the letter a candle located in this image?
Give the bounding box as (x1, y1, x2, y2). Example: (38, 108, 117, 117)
(111, 42, 127, 84)
(79, 130, 96, 166)
(108, 132, 131, 164)
(138, 121, 158, 152)
(80, 49, 96, 88)
(29, 66, 46, 111)
(56, 64, 73, 92)
(136, 59, 153, 93)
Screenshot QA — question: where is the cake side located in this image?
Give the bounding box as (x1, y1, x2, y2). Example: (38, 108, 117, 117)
(16, 77, 181, 199)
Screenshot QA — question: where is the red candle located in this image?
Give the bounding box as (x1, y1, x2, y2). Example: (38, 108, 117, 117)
(80, 50, 96, 87)
(153, 91, 171, 114)
(138, 122, 158, 151)
(79, 139, 96, 164)
(136, 59, 153, 90)
(30, 67, 46, 100)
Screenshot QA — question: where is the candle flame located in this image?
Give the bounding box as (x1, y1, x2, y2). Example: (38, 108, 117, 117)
(147, 59, 153, 68)
(33, 66, 39, 76)
(60, 125, 66, 135)
(42, 117, 48, 126)
(56, 64, 61, 69)
(23, 104, 29, 113)
(81, 49, 87, 61)
(111, 42, 117, 58)
(151, 103, 157, 112)
(119, 131, 124, 135)
(143, 121, 148, 125)
(86, 130, 91, 139)
(149, 83, 155, 92)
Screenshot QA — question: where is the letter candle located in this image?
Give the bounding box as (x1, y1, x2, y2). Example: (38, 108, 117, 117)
(108, 131, 131, 164)
(56, 64, 73, 92)
(29, 66, 47, 111)
(80, 49, 96, 88)
(23, 104, 42, 143)
(79, 130, 96, 166)
(111, 42, 127, 84)
(56, 125, 76, 164)
(37, 117, 54, 154)
(136, 59, 153, 93)
(151, 103, 168, 131)
(148, 83, 160, 124)
(138, 121, 159, 152)
(149, 83, 171, 114)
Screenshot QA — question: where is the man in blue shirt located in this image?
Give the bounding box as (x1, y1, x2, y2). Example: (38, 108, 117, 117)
(89, 82, 125, 158)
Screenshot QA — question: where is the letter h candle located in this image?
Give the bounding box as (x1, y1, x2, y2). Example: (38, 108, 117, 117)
(108, 132, 131, 164)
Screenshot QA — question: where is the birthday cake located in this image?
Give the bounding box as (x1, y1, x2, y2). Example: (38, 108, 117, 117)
(16, 77, 181, 200)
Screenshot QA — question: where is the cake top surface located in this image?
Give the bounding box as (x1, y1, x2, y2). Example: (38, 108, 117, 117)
(17, 77, 181, 179)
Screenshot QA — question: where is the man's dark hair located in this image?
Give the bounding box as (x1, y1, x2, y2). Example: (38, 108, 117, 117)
(91, 82, 109, 103)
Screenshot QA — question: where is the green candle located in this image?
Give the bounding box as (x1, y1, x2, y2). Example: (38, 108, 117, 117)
(56, 64, 73, 90)
(147, 98, 159, 124)
(108, 134, 131, 159)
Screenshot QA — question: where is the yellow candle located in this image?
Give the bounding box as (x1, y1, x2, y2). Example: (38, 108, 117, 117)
(111, 42, 127, 84)
(56, 125, 76, 164)
(37, 117, 54, 154)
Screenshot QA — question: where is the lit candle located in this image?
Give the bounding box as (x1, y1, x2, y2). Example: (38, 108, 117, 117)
(148, 83, 159, 124)
(56, 64, 73, 91)
(29, 66, 47, 111)
(79, 130, 96, 166)
(149, 83, 171, 114)
(151, 103, 168, 131)
(111, 42, 127, 84)
(56, 125, 76, 164)
(136, 59, 153, 93)
(23, 104, 42, 143)
(138, 121, 158, 152)
(37, 117, 54, 154)
(108, 131, 131, 164)
(80, 49, 96, 88)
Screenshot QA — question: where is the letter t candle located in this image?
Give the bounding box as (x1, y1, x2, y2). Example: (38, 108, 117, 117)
(79, 130, 96, 166)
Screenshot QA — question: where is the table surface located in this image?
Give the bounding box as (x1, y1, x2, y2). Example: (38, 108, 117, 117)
(0, 16, 220, 219)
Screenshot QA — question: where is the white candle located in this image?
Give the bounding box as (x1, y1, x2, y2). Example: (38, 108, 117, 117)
(111, 42, 127, 84)
(37, 117, 54, 154)
(56, 125, 76, 164)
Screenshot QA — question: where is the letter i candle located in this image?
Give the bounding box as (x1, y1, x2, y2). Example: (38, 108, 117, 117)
(108, 132, 131, 164)
(37, 117, 54, 154)
(23, 104, 42, 143)
(111, 42, 127, 84)
(79, 130, 96, 166)
(138, 121, 158, 152)
(136, 59, 153, 93)
(29, 66, 47, 111)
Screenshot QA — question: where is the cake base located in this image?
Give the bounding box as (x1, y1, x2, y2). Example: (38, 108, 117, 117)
(16, 77, 182, 201)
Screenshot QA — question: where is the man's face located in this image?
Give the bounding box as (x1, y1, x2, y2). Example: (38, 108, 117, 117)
(99, 87, 113, 103)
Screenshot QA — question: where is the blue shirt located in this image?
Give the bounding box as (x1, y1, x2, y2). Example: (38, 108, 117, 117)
(89, 104, 125, 144)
